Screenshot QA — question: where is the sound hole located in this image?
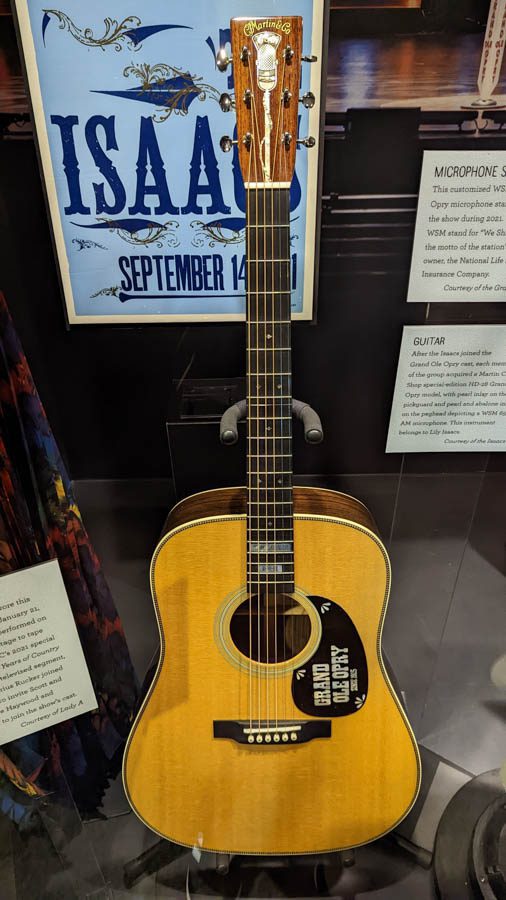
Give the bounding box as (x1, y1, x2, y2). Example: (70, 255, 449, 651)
(229, 594, 312, 664)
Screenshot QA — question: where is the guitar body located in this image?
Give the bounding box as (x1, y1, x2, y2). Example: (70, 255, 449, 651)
(123, 486, 421, 855)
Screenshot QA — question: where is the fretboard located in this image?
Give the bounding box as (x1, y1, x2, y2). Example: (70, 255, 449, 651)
(246, 187, 294, 594)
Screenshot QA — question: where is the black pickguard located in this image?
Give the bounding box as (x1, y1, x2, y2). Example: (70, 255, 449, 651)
(292, 596, 368, 717)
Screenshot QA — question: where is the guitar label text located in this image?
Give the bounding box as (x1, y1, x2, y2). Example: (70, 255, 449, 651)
(244, 20, 291, 37)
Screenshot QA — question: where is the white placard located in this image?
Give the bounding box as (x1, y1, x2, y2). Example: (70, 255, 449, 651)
(386, 325, 506, 453)
(408, 150, 506, 303)
(0, 560, 97, 742)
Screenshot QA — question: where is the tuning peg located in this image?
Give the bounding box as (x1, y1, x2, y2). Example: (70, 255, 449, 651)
(300, 92, 315, 109)
(219, 93, 233, 112)
(216, 48, 231, 71)
(297, 136, 316, 148)
(302, 55, 318, 63)
(220, 135, 237, 152)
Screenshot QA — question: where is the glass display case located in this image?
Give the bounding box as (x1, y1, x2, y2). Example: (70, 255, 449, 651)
(0, 1, 505, 898)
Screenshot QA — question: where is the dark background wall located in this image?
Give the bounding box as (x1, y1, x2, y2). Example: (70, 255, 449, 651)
(0, 134, 419, 481)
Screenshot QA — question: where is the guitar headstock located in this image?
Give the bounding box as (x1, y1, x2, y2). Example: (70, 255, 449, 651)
(218, 16, 314, 188)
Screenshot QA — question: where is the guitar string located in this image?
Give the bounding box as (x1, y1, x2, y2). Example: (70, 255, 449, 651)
(246, 98, 255, 737)
(281, 75, 297, 726)
(269, 55, 288, 729)
(280, 67, 290, 725)
(277, 56, 290, 725)
(264, 53, 287, 729)
(245, 52, 263, 730)
(245, 52, 258, 733)
(245, 43, 293, 733)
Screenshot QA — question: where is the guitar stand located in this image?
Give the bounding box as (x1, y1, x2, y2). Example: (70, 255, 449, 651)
(220, 398, 324, 445)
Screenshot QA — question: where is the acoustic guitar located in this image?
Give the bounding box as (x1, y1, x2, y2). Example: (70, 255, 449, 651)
(123, 15, 421, 855)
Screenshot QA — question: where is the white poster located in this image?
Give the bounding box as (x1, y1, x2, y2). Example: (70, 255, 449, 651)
(408, 150, 506, 303)
(387, 325, 506, 453)
(0, 560, 97, 742)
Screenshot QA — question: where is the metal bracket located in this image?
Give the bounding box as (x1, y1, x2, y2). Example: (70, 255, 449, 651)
(220, 399, 324, 446)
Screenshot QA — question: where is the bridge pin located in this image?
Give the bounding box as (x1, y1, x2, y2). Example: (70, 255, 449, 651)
(282, 733, 289, 742)
(265, 734, 272, 743)
(291, 732, 297, 741)
(256, 735, 263, 743)
(273, 734, 280, 742)
(248, 735, 254, 743)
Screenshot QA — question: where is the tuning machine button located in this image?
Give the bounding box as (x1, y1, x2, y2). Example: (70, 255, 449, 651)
(220, 135, 237, 153)
(216, 48, 231, 71)
(220, 134, 251, 152)
(297, 136, 316, 148)
(219, 93, 233, 112)
(302, 54, 318, 63)
(300, 91, 316, 109)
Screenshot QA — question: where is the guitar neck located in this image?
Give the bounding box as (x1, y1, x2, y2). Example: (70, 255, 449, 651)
(246, 186, 294, 594)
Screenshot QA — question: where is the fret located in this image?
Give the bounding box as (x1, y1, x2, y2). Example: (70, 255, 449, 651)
(243, 578, 293, 594)
(247, 453, 292, 458)
(248, 385, 292, 390)
(248, 513, 293, 519)
(248, 498, 294, 503)
(247, 223, 290, 229)
(246, 290, 291, 296)
(249, 544, 293, 553)
(249, 432, 292, 441)
(248, 258, 291, 264)
(250, 471, 293, 482)
(248, 446, 292, 457)
(249, 348, 290, 354)
(248, 496, 293, 509)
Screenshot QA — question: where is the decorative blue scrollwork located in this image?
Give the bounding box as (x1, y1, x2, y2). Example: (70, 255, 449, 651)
(93, 63, 221, 121)
(191, 217, 246, 248)
(42, 10, 190, 51)
(91, 285, 120, 299)
(72, 218, 180, 249)
(72, 238, 108, 252)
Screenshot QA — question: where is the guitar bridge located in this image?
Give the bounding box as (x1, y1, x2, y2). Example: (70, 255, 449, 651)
(213, 720, 331, 746)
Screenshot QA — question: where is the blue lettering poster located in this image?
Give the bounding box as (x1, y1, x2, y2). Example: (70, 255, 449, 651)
(14, 1, 326, 323)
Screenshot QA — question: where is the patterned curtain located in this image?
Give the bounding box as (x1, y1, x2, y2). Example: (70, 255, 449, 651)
(0, 292, 138, 829)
